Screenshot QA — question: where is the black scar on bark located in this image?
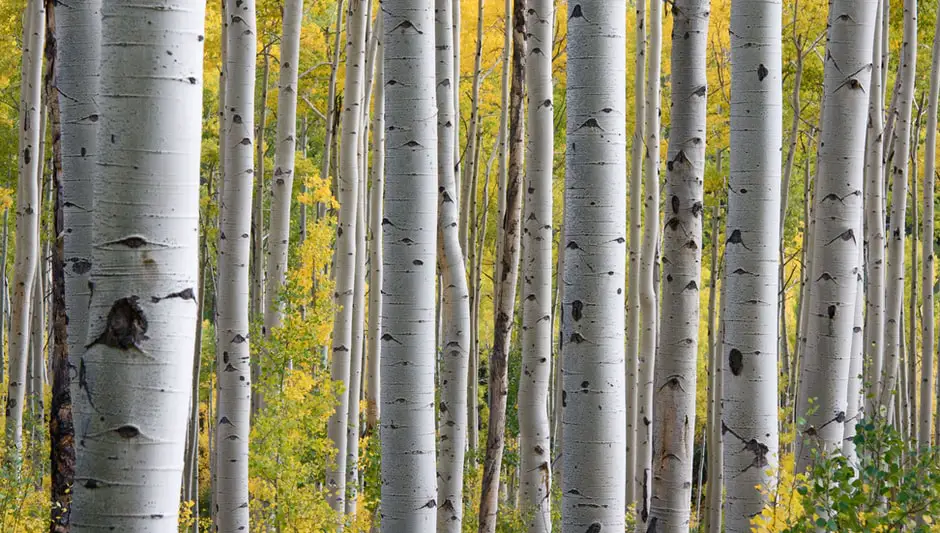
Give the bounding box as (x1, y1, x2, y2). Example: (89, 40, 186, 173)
(571, 300, 583, 321)
(729, 348, 744, 375)
(586, 522, 602, 533)
(89, 297, 148, 350)
(758, 63, 769, 81)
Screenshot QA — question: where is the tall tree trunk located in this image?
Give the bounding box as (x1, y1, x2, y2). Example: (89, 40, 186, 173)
(704, 205, 722, 533)
(796, 0, 877, 469)
(843, 238, 865, 462)
(380, 1, 438, 529)
(518, 0, 553, 530)
(908, 118, 920, 442)
(880, 0, 917, 420)
(214, 0, 256, 528)
(562, 2, 627, 532)
(650, 0, 708, 528)
(0, 208, 8, 386)
(458, 0, 486, 257)
(183, 249, 206, 531)
(636, 0, 662, 526)
(251, 53, 269, 326)
(263, 0, 304, 334)
(6, 0, 45, 454)
(625, 0, 646, 508)
(28, 257, 45, 479)
(722, 0, 783, 527)
(327, 0, 367, 521)
(364, 15, 384, 434)
(920, 5, 940, 449)
(478, 2, 525, 531)
(864, 0, 886, 419)
(321, 0, 345, 218)
(69, 1, 204, 528)
(435, 0, 472, 529)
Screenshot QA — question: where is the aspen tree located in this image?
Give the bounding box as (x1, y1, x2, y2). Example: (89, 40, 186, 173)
(649, 0, 708, 527)
(562, 1, 627, 532)
(435, 0, 471, 529)
(796, 0, 877, 469)
(365, 16, 384, 431)
(380, 1, 438, 530)
(69, 0, 205, 528)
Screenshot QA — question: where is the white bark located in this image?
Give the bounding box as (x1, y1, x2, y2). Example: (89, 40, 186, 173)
(69, 0, 204, 528)
(796, 0, 877, 469)
(458, 0, 485, 257)
(562, 1, 627, 532)
(518, 0, 553, 531)
(214, 0, 256, 528)
(864, 0, 886, 418)
(365, 18, 384, 431)
(919, 5, 940, 449)
(649, 0, 708, 529)
(880, 0, 917, 420)
(435, 0, 471, 529)
(380, 1, 438, 530)
(843, 241, 865, 462)
(327, 0, 367, 518)
(636, 0, 662, 526)
(704, 205, 722, 533)
(54, 0, 100, 457)
(5, 0, 44, 452)
(321, 0, 345, 207)
(345, 167, 367, 518)
(722, 0, 783, 527)
(625, 0, 645, 508)
(263, 0, 304, 334)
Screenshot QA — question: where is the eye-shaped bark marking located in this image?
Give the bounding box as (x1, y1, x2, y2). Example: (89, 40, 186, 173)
(89, 297, 148, 351)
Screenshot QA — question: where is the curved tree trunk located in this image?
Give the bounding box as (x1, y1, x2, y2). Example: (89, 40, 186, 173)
(215, 0, 256, 529)
(796, 0, 877, 469)
(478, 2, 525, 531)
(879, 0, 917, 421)
(69, 1, 204, 528)
(435, 0, 471, 530)
(649, 0, 708, 528)
(326, 0, 367, 520)
(562, 3, 628, 533)
(263, 0, 304, 334)
(380, 1, 438, 529)
(6, 0, 44, 454)
(722, 0, 783, 527)
(636, 0, 662, 526)
(625, 0, 645, 508)
(919, 5, 940, 449)
(517, 0, 553, 530)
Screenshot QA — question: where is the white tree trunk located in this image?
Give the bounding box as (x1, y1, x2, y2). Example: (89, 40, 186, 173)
(380, 1, 438, 530)
(864, 0, 886, 418)
(5, 0, 44, 453)
(214, 0, 256, 528)
(326, 0, 367, 519)
(69, 0, 204, 528)
(365, 18, 384, 431)
(625, 0, 645, 508)
(636, 0, 662, 526)
(458, 0, 485, 257)
(435, 0, 471, 530)
(722, 0, 783, 528)
(919, 5, 940, 449)
(54, 0, 100, 464)
(263, 0, 304, 334)
(704, 205, 723, 533)
(562, 1, 627, 532)
(518, 1, 553, 531)
(796, 0, 877, 469)
(879, 0, 917, 421)
(649, 0, 708, 529)
(345, 167, 368, 518)
(843, 241, 865, 462)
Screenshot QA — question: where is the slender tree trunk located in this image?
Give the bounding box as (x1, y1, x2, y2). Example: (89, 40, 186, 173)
(6, 0, 44, 454)
(562, 3, 627, 532)
(251, 53, 269, 327)
(345, 164, 367, 518)
(0, 208, 8, 386)
(263, 0, 304, 334)
(380, 1, 438, 529)
(920, 5, 940, 449)
(69, 1, 205, 527)
(864, 0, 886, 418)
(843, 237, 865, 463)
(518, 0, 553, 530)
(880, 0, 917, 421)
(704, 205, 722, 533)
(28, 257, 45, 479)
(435, 0, 472, 529)
(327, 0, 367, 521)
(636, 0, 662, 526)
(625, 0, 646, 509)
(796, 0, 877, 469)
(183, 250, 206, 530)
(649, 0, 708, 528)
(321, 0, 345, 218)
(364, 17, 384, 433)
(214, 0, 256, 528)
(722, 0, 784, 528)
(478, 2, 525, 531)
(458, 0, 485, 257)
(908, 120, 920, 443)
